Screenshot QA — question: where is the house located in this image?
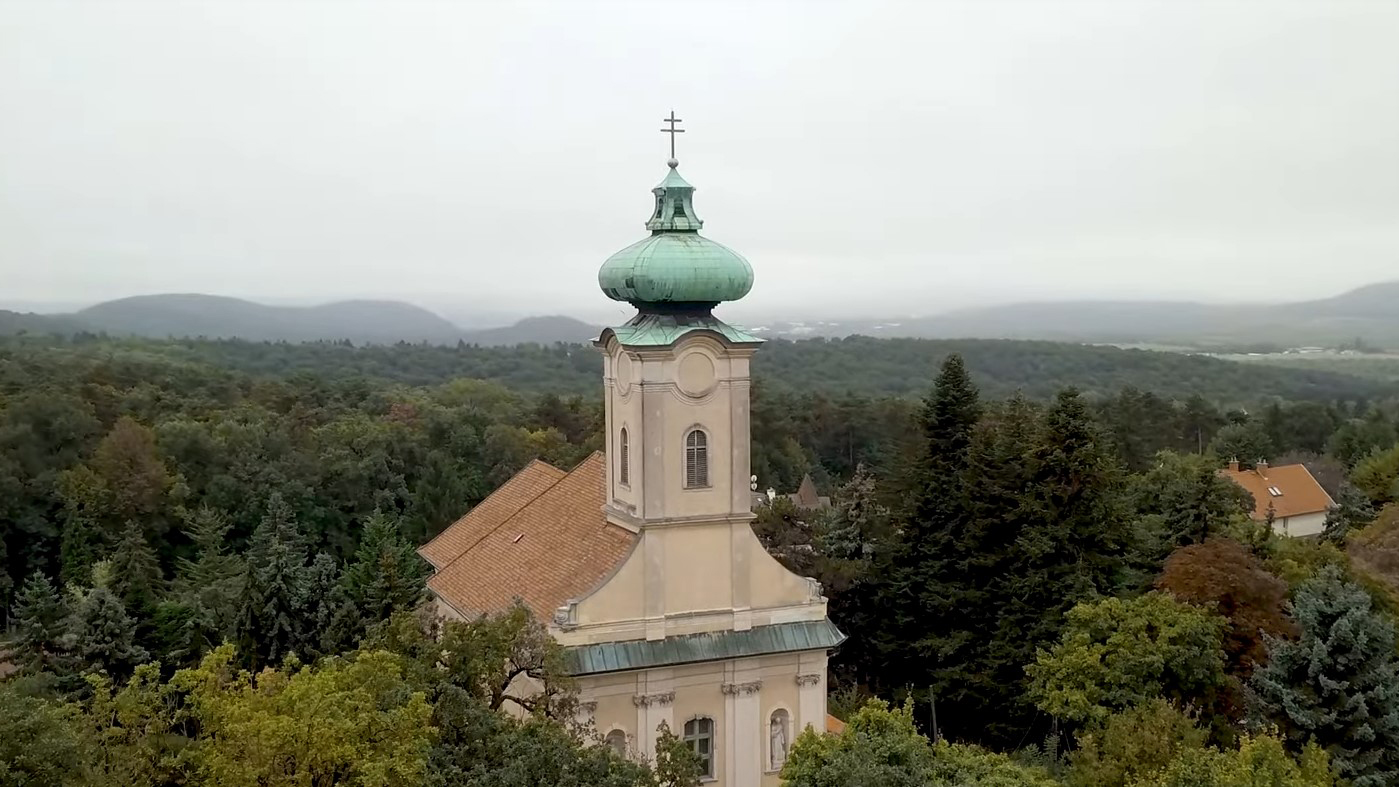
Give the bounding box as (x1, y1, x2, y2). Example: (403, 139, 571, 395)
(785, 475, 831, 510)
(421, 143, 843, 786)
(1219, 459, 1334, 537)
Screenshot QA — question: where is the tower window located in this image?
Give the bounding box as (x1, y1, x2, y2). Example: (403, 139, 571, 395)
(619, 427, 630, 487)
(683, 717, 715, 779)
(685, 429, 709, 488)
(672, 199, 685, 217)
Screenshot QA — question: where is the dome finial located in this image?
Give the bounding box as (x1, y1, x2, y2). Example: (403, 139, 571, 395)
(660, 110, 685, 162)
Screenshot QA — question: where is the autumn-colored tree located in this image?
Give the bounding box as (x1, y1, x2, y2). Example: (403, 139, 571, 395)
(174, 644, 434, 786)
(91, 416, 176, 524)
(1156, 538, 1296, 679)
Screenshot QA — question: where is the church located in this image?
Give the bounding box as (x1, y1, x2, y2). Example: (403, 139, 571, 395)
(419, 120, 844, 786)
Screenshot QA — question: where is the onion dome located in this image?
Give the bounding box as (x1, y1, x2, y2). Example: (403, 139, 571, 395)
(598, 159, 754, 311)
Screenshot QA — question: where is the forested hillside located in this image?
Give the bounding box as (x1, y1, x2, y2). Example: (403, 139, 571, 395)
(5, 333, 1399, 784)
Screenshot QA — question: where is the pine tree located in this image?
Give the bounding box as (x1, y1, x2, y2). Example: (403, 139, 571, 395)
(71, 582, 149, 677)
(1251, 565, 1399, 786)
(884, 355, 981, 697)
(8, 571, 72, 674)
(343, 508, 428, 623)
(1323, 483, 1375, 544)
(237, 493, 310, 666)
(305, 551, 362, 659)
(107, 521, 164, 619)
(173, 506, 245, 653)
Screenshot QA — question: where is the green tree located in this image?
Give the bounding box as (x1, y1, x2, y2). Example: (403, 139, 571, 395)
(81, 665, 189, 785)
(1067, 700, 1207, 787)
(70, 575, 149, 678)
(1351, 444, 1399, 506)
(7, 570, 72, 674)
(1208, 422, 1274, 468)
(236, 493, 311, 666)
(174, 644, 434, 786)
(1250, 565, 1399, 786)
(0, 683, 89, 785)
(1027, 592, 1227, 726)
(172, 506, 245, 658)
(652, 720, 704, 787)
(1131, 451, 1254, 565)
(1322, 483, 1375, 544)
(106, 521, 164, 619)
(1137, 735, 1333, 787)
(343, 508, 428, 623)
(781, 699, 1057, 787)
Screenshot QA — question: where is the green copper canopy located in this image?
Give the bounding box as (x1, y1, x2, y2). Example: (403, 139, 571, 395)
(598, 161, 754, 309)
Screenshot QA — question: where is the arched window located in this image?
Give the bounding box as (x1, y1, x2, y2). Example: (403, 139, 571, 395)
(604, 728, 628, 758)
(682, 716, 715, 779)
(685, 429, 709, 488)
(768, 709, 791, 771)
(619, 427, 630, 486)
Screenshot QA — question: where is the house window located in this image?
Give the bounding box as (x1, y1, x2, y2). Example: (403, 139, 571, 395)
(604, 729, 628, 758)
(683, 717, 715, 779)
(769, 709, 791, 771)
(619, 427, 630, 486)
(1268, 486, 1283, 497)
(685, 429, 709, 488)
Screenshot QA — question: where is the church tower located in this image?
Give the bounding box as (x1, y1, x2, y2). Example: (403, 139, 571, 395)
(420, 116, 842, 787)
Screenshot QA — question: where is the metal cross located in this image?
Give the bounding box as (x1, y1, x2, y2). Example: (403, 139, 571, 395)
(660, 110, 685, 159)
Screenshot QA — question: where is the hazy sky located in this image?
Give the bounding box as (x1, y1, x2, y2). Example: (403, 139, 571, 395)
(2, 0, 1397, 324)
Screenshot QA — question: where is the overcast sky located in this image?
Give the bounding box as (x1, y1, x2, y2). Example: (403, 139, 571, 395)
(2, 0, 1397, 324)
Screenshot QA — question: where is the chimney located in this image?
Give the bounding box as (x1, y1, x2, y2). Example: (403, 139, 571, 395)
(1228, 458, 1239, 472)
(1257, 459, 1269, 477)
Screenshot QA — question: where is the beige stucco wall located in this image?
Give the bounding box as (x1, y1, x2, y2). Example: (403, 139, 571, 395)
(1278, 511, 1327, 538)
(579, 651, 829, 787)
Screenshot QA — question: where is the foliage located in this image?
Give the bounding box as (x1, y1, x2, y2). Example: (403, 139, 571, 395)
(1352, 443, 1399, 505)
(0, 681, 89, 785)
(1130, 451, 1254, 568)
(1134, 735, 1334, 787)
(1208, 422, 1275, 467)
(342, 508, 428, 623)
(652, 720, 704, 787)
(1323, 482, 1375, 544)
(1156, 538, 1296, 680)
(70, 583, 150, 678)
(780, 699, 1058, 787)
(1250, 565, 1399, 786)
(174, 644, 435, 786)
(1067, 700, 1208, 787)
(7, 571, 72, 674)
(1027, 592, 1227, 726)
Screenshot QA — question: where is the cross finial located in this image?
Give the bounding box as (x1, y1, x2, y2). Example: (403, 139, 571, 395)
(660, 110, 685, 163)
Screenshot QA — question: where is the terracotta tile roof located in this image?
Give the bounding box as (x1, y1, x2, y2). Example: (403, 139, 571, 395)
(425, 452, 637, 620)
(418, 459, 567, 569)
(1220, 462, 1335, 520)
(826, 714, 846, 734)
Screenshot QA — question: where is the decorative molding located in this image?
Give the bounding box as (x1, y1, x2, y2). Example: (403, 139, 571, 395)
(632, 691, 675, 708)
(579, 701, 598, 713)
(795, 673, 822, 687)
(721, 680, 764, 696)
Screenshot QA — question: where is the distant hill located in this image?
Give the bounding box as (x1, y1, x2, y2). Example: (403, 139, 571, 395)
(460, 316, 599, 346)
(60, 294, 599, 346)
(755, 282, 1399, 349)
(0, 309, 89, 336)
(75, 294, 463, 344)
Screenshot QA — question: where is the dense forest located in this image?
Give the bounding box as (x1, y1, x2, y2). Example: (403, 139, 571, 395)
(5, 333, 1399, 785)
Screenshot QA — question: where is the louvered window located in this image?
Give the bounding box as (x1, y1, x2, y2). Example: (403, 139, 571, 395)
(619, 427, 630, 486)
(685, 429, 709, 488)
(683, 717, 715, 779)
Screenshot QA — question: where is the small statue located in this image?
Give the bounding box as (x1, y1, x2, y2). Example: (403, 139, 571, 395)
(770, 714, 788, 770)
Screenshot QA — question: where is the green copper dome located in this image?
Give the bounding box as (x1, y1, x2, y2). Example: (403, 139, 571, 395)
(599, 161, 754, 308)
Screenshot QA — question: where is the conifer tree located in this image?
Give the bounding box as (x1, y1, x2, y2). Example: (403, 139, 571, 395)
(237, 493, 311, 665)
(884, 354, 981, 702)
(107, 521, 164, 619)
(71, 569, 149, 677)
(8, 571, 72, 674)
(1323, 483, 1375, 544)
(305, 551, 362, 659)
(1250, 565, 1399, 786)
(343, 508, 428, 623)
(173, 506, 246, 647)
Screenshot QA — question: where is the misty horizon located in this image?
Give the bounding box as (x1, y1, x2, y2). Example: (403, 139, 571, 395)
(4, 1, 1397, 320)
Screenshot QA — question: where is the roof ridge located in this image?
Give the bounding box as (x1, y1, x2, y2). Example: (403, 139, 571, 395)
(419, 458, 565, 561)
(433, 457, 581, 575)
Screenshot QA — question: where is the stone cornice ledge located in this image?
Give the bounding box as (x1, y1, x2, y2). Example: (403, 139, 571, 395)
(632, 691, 676, 708)
(795, 673, 822, 687)
(721, 680, 764, 696)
